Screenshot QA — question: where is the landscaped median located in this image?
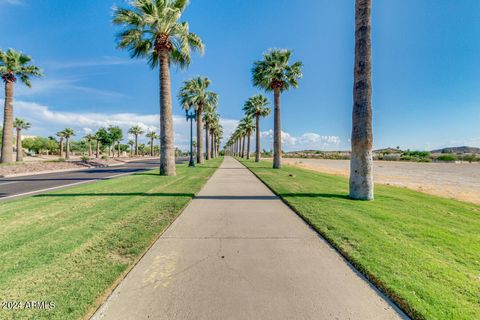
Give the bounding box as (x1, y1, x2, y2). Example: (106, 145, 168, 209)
(238, 158, 480, 320)
(0, 157, 223, 320)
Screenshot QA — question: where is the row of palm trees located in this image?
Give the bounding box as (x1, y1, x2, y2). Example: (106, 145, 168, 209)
(226, 0, 374, 200)
(226, 95, 271, 161)
(178, 76, 223, 163)
(2, 0, 374, 199)
(0, 49, 43, 163)
(84, 126, 159, 159)
(113, 0, 206, 176)
(0, 0, 204, 176)
(226, 48, 302, 166)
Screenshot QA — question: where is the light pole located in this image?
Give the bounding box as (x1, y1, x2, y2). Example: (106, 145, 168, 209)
(186, 109, 196, 167)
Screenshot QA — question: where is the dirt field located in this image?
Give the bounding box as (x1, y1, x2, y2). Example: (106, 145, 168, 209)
(283, 158, 480, 204)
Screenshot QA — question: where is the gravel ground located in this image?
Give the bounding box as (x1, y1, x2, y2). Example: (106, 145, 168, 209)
(282, 158, 480, 204)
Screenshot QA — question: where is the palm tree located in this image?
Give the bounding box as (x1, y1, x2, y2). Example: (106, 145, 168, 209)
(84, 134, 95, 157)
(243, 94, 271, 162)
(203, 110, 218, 160)
(212, 122, 222, 158)
(0, 49, 43, 163)
(56, 131, 65, 158)
(13, 117, 30, 162)
(128, 139, 135, 157)
(146, 131, 158, 156)
(216, 125, 223, 158)
(108, 126, 123, 157)
(113, 0, 204, 176)
(178, 77, 218, 164)
(128, 125, 144, 156)
(252, 49, 303, 169)
(240, 116, 255, 160)
(350, 0, 374, 200)
(62, 128, 75, 160)
(94, 130, 103, 158)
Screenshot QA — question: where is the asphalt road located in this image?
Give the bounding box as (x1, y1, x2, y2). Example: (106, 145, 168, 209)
(0, 158, 187, 201)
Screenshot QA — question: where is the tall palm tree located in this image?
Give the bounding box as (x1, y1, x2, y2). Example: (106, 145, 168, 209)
(350, 0, 374, 200)
(128, 125, 144, 156)
(146, 131, 158, 156)
(13, 117, 30, 162)
(0, 49, 43, 163)
(56, 131, 65, 158)
(243, 94, 271, 162)
(252, 49, 303, 169)
(178, 77, 218, 164)
(84, 134, 95, 157)
(215, 125, 223, 158)
(62, 128, 75, 160)
(239, 116, 255, 160)
(113, 0, 204, 176)
(128, 139, 135, 156)
(203, 110, 218, 160)
(94, 130, 103, 158)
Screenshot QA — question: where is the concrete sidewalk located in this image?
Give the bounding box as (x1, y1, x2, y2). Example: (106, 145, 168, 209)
(92, 157, 407, 320)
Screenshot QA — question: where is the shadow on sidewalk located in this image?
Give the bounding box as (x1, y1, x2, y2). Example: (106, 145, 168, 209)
(195, 195, 278, 200)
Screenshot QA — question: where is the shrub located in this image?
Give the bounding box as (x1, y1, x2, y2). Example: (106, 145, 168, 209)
(436, 154, 457, 162)
(81, 155, 90, 162)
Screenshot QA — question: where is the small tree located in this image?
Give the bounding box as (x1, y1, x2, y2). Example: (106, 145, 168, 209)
(128, 125, 144, 156)
(13, 117, 31, 162)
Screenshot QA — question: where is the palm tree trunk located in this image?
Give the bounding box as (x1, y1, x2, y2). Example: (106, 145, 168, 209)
(210, 132, 215, 159)
(273, 88, 282, 168)
(159, 49, 176, 176)
(60, 139, 64, 158)
(350, 0, 374, 200)
(247, 132, 251, 160)
(197, 105, 204, 164)
(16, 128, 23, 162)
(96, 141, 100, 158)
(214, 135, 217, 158)
(150, 138, 154, 156)
(205, 123, 210, 160)
(88, 142, 92, 157)
(66, 138, 70, 160)
(117, 142, 121, 157)
(255, 114, 261, 162)
(241, 136, 246, 158)
(1, 81, 14, 163)
(135, 135, 138, 156)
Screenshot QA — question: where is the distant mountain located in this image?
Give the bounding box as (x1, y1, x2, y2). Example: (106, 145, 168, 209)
(431, 146, 480, 154)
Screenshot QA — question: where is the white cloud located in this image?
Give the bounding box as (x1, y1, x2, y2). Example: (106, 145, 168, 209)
(5, 100, 238, 151)
(15, 78, 126, 99)
(260, 130, 342, 151)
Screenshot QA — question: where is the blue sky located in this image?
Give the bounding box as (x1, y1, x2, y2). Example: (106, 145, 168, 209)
(0, 0, 479, 151)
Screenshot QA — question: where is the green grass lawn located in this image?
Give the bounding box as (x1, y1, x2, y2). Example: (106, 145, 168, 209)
(0, 157, 223, 320)
(239, 158, 480, 320)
